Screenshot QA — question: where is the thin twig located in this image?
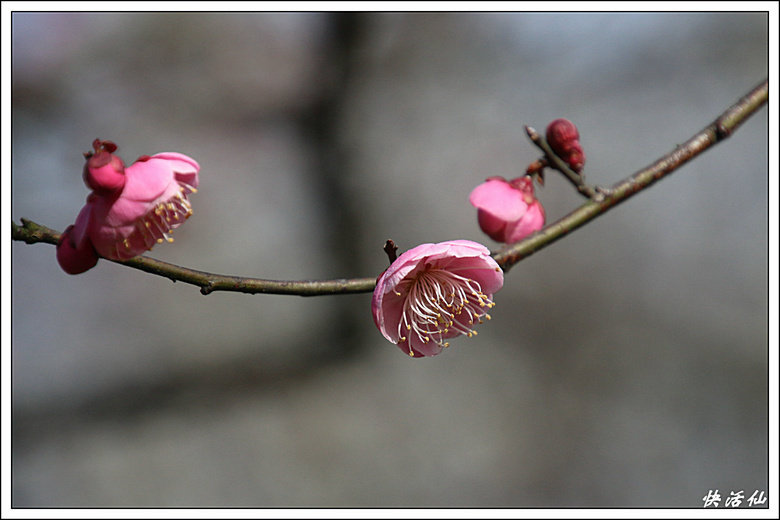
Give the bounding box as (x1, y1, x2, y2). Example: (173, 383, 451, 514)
(525, 126, 602, 199)
(12, 78, 768, 294)
(383, 239, 398, 264)
(493, 78, 768, 271)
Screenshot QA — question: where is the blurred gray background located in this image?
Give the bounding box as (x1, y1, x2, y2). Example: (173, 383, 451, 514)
(11, 12, 767, 507)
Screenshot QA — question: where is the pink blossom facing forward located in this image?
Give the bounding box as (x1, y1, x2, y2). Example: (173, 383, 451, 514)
(372, 240, 504, 358)
(57, 140, 200, 273)
(469, 176, 545, 244)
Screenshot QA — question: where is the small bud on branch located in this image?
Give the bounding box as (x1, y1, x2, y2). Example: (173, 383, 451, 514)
(383, 239, 399, 264)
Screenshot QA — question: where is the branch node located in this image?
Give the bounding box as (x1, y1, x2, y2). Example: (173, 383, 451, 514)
(594, 186, 614, 200)
(715, 120, 732, 140)
(384, 239, 398, 264)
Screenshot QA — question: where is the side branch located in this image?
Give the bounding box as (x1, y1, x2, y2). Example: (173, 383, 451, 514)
(525, 127, 600, 199)
(493, 78, 768, 271)
(12, 78, 767, 294)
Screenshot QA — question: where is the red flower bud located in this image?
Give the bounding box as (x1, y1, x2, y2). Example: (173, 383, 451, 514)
(83, 139, 126, 194)
(545, 118, 586, 173)
(56, 224, 99, 275)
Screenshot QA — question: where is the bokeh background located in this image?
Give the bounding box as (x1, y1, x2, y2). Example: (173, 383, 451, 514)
(11, 12, 768, 507)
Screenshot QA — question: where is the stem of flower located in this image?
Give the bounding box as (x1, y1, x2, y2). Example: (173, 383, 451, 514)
(11, 78, 767, 295)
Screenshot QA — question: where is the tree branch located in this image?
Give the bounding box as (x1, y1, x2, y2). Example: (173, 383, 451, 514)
(12, 78, 768, 294)
(11, 218, 377, 296)
(493, 78, 768, 271)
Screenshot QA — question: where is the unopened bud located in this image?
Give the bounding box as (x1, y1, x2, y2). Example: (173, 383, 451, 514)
(56, 224, 99, 274)
(83, 139, 126, 194)
(469, 176, 545, 244)
(546, 118, 586, 173)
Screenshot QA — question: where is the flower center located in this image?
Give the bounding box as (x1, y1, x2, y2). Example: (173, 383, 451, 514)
(115, 189, 194, 258)
(396, 267, 495, 356)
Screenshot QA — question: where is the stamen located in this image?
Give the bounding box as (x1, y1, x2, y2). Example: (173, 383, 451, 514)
(178, 182, 197, 194)
(397, 267, 495, 351)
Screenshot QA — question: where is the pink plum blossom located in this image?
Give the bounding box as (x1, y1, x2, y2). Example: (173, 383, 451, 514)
(56, 139, 199, 273)
(469, 176, 545, 244)
(372, 240, 504, 358)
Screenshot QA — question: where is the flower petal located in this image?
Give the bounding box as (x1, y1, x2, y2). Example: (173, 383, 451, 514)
(150, 152, 200, 190)
(469, 179, 529, 221)
(121, 157, 176, 202)
(504, 201, 546, 244)
(70, 201, 93, 250)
